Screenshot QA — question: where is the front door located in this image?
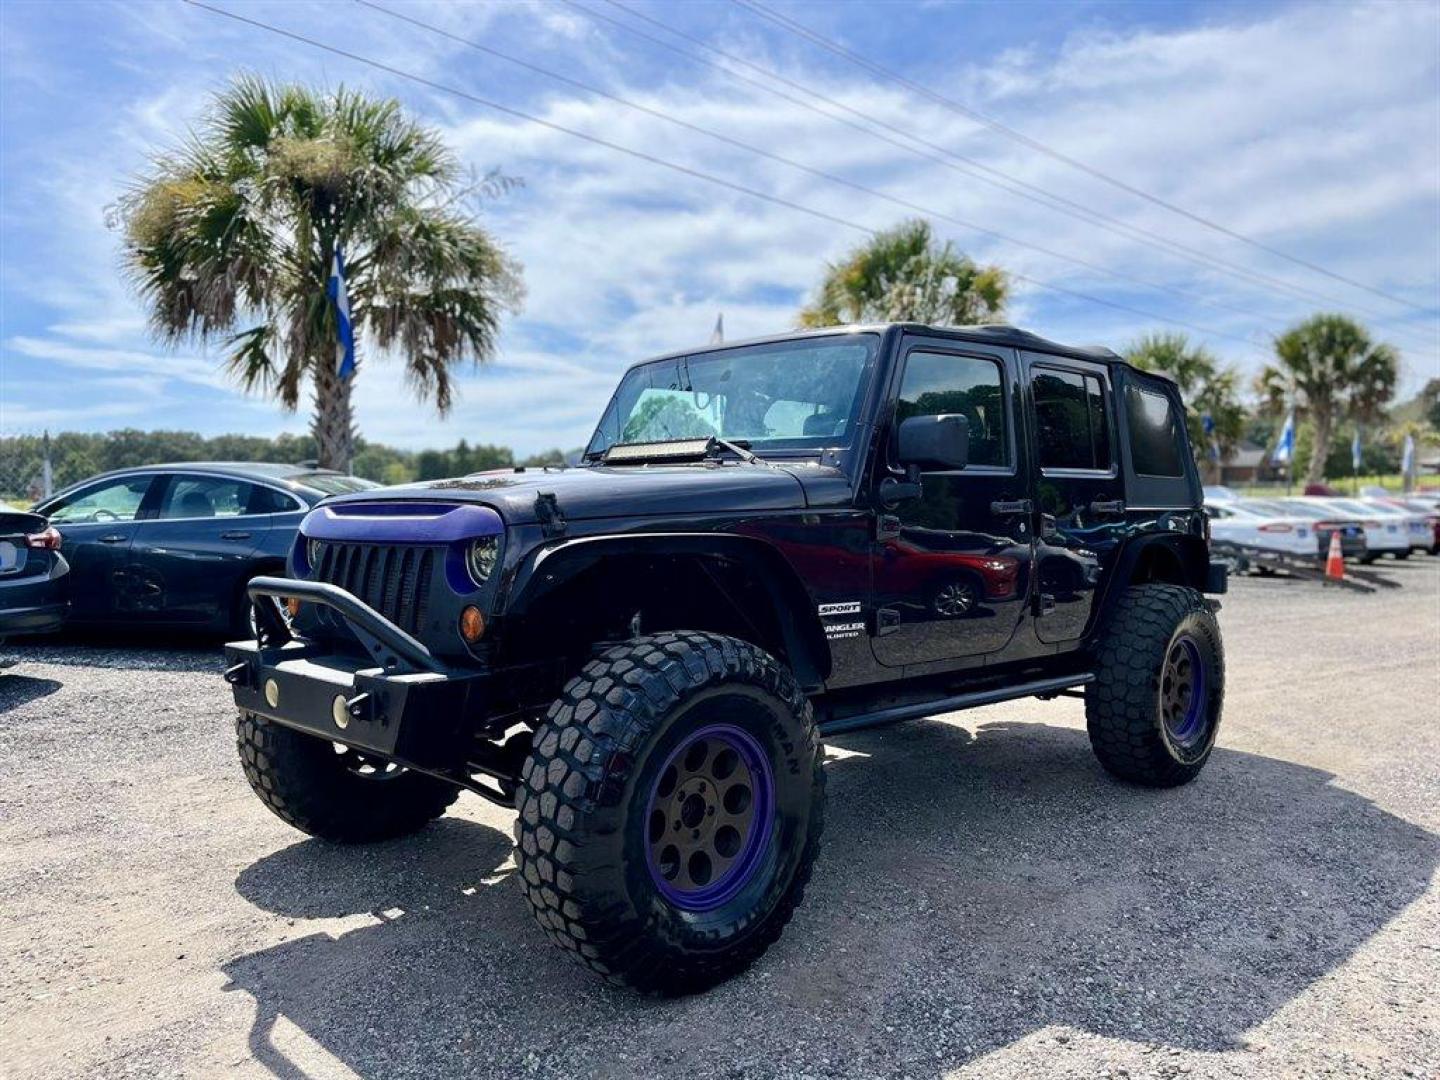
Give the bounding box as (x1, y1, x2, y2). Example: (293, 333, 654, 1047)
(870, 341, 1034, 669)
(1025, 355, 1124, 643)
(44, 474, 159, 621)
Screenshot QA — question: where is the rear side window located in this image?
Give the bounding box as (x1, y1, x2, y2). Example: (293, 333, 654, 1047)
(1125, 386, 1185, 477)
(1033, 368, 1111, 470)
(895, 351, 1008, 468)
(248, 486, 303, 514)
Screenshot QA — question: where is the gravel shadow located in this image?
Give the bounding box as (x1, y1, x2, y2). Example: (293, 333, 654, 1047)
(0, 673, 63, 712)
(220, 720, 1438, 1079)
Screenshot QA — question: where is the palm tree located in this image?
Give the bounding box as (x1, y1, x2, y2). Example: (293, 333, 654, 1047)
(1125, 332, 1244, 480)
(115, 76, 523, 471)
(798, 219, 1007, 328)
(1257, 314, 1398, 487)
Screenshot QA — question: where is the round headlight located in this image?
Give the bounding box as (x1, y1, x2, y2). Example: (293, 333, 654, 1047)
(466, 536, 499, 586)
(306, 537, 324, 572)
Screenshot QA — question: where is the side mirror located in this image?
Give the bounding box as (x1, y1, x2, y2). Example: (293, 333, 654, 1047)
(897, 414, 969, 471)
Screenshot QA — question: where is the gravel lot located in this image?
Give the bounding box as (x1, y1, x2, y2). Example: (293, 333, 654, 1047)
(2, 562, 1437, 1079)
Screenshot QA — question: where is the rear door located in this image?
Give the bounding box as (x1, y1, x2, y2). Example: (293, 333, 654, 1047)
(128, 473, 271, 624)
(43, 475, 160, 621)
(870, 337, 1033, 669)
(1023, 354, 1124, 643)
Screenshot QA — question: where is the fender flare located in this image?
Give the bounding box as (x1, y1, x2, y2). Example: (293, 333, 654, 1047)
(504, 532, 832, 690)
(1095, 533, 1209, 623)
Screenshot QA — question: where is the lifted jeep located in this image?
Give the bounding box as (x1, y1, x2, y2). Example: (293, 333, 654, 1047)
(226, 323, 1227, 994)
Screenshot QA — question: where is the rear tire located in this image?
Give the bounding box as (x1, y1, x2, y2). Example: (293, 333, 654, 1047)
(514, 631, 825, 995)
(1086, 585, 1224, 788)
(237, 710, 460, 842)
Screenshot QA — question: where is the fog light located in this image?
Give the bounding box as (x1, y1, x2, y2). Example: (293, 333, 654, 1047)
(332, 694, 350, 730)
(459, 605, 485, 643)
(264, 679, 280, 708)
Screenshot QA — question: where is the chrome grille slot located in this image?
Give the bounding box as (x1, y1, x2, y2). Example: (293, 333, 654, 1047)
(312, 542, 440, 636)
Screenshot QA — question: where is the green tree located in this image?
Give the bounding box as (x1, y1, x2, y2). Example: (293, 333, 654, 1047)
(1257, 314, 1398, 487)
(115, 75, 523, 472)
(1124, 332, 1244, 478)
(798, 219, 1007, 328)
(1419, 378, 1440, 430)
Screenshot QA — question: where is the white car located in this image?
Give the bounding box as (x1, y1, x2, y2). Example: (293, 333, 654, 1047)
(1204, 501, 1317, 559)
(1354, 498, 1431, 553)
(1203, 484, 1243, 503)
(1300, 497, 1410, 560)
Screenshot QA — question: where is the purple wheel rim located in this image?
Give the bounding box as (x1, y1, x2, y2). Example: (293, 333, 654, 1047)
(1161, 635, 1208, 748)
(644, 723, 774, 912)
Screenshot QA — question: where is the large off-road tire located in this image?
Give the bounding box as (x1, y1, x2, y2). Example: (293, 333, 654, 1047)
(1086, 584, 1224, 788)
(515, 631, 825, 995)
(237, 710, 460, 842)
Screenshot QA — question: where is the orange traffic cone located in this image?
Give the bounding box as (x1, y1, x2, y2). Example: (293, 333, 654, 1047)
(1324, 530, 1345, 582)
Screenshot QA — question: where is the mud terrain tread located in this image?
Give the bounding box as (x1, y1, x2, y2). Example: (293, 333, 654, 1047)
(514, 631, 825, 994)
(1086, 584, 1223, 788)
(237, 710, 460, 842)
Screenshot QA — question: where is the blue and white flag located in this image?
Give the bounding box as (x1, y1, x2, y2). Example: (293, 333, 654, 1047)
(1352, 428, 1363, 471)
(327, 246, 356, 381)
(1273, 409, 1296, 464)
(1401, 432, 1416, 478)
(1201, 412, 1219, 462)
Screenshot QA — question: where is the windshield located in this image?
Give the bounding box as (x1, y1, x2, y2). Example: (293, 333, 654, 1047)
(586, 335, 879, 459)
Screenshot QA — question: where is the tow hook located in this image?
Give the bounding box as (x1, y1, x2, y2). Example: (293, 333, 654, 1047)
(223, 662, 251, 688)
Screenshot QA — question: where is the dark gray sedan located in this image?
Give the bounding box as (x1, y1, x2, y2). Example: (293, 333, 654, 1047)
(34, 463, 376, 634)
(0, 503, 70, 643)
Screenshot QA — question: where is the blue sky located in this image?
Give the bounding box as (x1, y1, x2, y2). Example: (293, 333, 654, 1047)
(2, 0, 1437, 455)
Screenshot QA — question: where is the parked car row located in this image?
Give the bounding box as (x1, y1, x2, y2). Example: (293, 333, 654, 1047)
(1203, 487, 1440, 562)
(1, 463, 377, 645)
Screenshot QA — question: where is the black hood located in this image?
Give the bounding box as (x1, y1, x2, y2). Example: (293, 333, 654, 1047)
(322, 463, 815, 525)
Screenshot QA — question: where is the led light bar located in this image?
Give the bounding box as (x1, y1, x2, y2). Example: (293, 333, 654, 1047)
(604, 438, 713, 463)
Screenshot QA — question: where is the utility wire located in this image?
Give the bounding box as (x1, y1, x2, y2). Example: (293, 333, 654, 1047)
(180, 0, 1262, 346)
(589, 0, 1434, 345)
(357, 0, 1286, 329)
(733, 0, 1430, 315)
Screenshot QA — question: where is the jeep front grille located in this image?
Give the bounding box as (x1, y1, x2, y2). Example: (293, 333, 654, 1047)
(312, 542, 439, 637)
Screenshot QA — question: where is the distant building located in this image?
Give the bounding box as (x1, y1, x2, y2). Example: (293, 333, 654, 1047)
(1216, 441, 1272, 485)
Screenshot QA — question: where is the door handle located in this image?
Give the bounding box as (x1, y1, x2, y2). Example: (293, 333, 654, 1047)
(990, 499, 1033, 516)
(1089, 499, 1126, 516)
(220, 531, 253, 541)
(100, 534, 128, 544)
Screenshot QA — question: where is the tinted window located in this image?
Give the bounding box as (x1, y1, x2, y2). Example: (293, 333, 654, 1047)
(895, 351, 1007, 468)
(157, 476, 252, 519)
(1125, 386, 1185, 477)
(48, 477, 152, 524)
(248, 486, 303, 514)
(1034, 368, 1110, 470)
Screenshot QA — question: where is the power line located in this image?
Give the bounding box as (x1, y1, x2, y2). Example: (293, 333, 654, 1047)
(179, 0, 1264, 346)
(356, 0, 1288, 330)
(733, 0, 1431, 315)
(588, 0, 1435, 345)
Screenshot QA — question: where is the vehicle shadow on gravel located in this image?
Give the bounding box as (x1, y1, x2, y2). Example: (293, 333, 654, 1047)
(0, 673, 62, 712)
(221, 720, 1438, 1079)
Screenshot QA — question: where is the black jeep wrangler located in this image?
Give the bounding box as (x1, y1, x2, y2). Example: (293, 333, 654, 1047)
(227, 323, 1226, 994)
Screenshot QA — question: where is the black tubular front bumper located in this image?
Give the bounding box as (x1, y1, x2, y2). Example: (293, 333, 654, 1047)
(225, 576, 489, 785)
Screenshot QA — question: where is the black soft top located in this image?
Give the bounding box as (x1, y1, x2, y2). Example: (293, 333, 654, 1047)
(635, 323, 1170, 382)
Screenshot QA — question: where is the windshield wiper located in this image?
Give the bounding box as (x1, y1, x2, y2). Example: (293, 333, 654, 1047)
(708, 436, 762, 464)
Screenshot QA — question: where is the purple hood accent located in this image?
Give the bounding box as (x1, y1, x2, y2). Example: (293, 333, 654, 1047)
(301, 502, 504, 544)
